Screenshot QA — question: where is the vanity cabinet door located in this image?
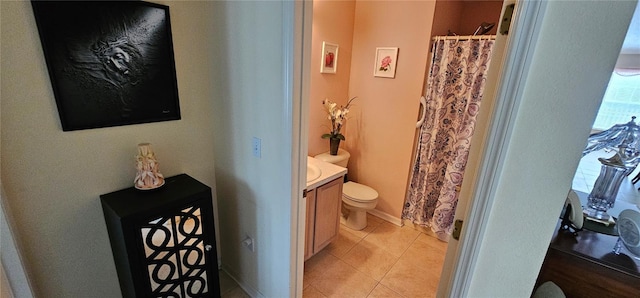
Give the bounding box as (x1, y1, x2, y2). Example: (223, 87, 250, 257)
(312, 177, 343, 253)
(304, 189, 316, 261)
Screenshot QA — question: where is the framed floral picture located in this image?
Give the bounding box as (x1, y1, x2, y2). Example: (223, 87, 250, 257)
(373, 47, 399, 78)
(320, 42, 339, 74)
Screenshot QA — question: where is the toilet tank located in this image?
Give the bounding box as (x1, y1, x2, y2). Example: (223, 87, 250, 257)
(314, 149, 350, 167)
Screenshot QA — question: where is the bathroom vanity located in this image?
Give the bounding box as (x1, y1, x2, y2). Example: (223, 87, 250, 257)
(305, 157, 347, 260)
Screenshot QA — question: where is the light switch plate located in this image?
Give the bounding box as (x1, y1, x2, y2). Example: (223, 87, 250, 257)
(252, 137, 261, 158)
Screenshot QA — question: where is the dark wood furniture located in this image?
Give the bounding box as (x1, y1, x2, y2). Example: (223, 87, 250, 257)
(100, 174, 220, 298)
(536, 222, 640, 297)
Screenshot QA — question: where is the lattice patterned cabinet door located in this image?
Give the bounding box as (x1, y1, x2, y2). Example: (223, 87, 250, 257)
(101, 174, 220, 298)
(141, 205, 213, 296)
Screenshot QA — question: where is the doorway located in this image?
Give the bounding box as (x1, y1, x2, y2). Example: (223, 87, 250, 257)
(300, 0, 510, 296)
(293, 0, 637, 297)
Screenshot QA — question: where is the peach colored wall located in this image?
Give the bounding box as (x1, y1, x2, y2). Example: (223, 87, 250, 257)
(432, 1, 502, 36)
(308, 0, 503, 220)
(459, 1, 503, 35)
(345, 1, 436, 218)
(432, 1, 463, 36)
(308, 0, 356, 156)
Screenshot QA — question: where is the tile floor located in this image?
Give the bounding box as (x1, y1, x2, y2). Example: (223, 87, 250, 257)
(303, 214, 447, 298)
(218, 213, 447, 298)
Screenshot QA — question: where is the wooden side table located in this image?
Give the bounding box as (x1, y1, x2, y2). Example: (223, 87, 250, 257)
(536, 220, 640, 296)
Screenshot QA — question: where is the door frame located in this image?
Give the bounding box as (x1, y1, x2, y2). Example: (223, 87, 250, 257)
(290, 0, 312, 297)
(290, 0, 548, 296)
(438, 0, 548, 296)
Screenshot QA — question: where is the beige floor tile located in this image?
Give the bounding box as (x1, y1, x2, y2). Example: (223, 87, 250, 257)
(415, 233, 448, 252)
(341, 237, 400, 281)
(304, 251, 341, 288)
(380, 257, 440, 298)
(399, 239, 445, 274)
(324, 227, 362, 258)
(303, 216, 448, 298)
(367, 283, 404, 298)
(303, 285, 328, 298)
(313, 259, 378, 298)
(342, 214, 383, 239)
(364, 222, 420, 256)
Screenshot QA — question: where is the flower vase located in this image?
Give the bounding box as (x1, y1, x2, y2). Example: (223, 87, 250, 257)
(585, 159, 627, 220)
(134, 143, 165, 190)
(330, 138, 341, 155)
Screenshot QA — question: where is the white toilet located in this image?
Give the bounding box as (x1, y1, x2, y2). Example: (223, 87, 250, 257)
(314, 149, 379, 230)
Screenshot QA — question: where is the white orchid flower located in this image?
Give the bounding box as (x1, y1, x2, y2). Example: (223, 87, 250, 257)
(321, 97, 358, 140)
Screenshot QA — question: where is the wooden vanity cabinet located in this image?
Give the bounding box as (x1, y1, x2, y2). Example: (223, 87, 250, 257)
(305, 177, 344, 261)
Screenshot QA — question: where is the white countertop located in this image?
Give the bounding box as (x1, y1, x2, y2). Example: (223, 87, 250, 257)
(306, 156, 347, 190)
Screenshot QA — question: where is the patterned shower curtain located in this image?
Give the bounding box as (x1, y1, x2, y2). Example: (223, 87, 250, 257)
(402, 38, 494, 239)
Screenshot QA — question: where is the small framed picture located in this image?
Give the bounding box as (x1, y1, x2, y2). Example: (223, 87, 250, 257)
(373, 47, 399, 78)
(320, 42, 339, 74)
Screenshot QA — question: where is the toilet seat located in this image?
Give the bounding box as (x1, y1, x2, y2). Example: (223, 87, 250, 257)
(343, 182, 378, 203)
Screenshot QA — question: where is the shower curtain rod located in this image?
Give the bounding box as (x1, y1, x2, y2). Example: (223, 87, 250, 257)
(432, 35, 496, 41)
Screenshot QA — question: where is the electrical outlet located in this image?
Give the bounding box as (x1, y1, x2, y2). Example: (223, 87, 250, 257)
(252, 137, 261, 158)
(242, 235, 254, 252)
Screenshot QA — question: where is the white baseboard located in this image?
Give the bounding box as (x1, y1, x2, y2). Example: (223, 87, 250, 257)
(367, 209, 403, 226)
(367, 209, 450, 242)
(219, 265, 262, 298)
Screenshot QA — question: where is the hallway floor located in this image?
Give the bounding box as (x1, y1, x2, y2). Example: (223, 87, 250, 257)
(303, 214, 447, 298)
(218, 213, 447, 298)
(219, 269, 250, 298)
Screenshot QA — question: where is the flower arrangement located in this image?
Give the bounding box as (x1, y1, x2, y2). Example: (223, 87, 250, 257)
(379, 56, 392, 71)
(321, 96, 357, 141)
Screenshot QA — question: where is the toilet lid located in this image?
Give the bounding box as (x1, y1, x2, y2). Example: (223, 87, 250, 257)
(343, 182, 378, 202)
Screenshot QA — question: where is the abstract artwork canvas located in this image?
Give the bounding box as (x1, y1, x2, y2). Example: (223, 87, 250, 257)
(31, 1, 181, 131)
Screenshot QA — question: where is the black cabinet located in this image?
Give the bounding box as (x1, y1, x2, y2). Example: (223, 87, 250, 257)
(100, 174, 220, 297)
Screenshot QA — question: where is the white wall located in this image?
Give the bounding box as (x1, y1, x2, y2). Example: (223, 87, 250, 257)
(209, 1, 296, 296)
(466, 1, 637, 296)
(1, 187, 34, 298)
(0, 1, 218, 296)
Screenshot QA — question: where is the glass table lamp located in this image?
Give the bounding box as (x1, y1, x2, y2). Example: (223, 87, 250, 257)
(585, 153, 629, 221)
(583, 116, 640, 158)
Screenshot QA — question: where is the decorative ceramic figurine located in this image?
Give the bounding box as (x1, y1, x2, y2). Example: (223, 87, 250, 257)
(134, 143, 165, 190)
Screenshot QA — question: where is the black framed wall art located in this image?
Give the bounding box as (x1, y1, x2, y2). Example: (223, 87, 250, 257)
(31, 1, 181, 131)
